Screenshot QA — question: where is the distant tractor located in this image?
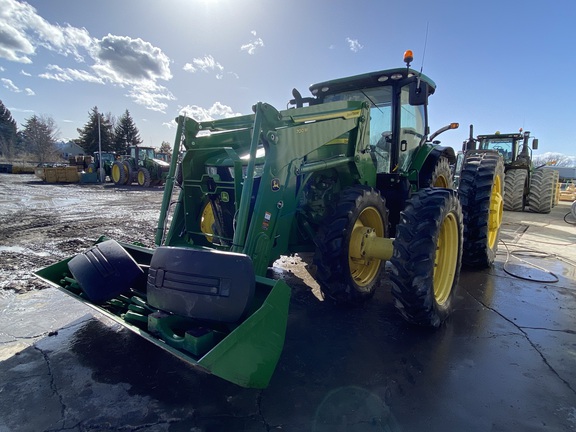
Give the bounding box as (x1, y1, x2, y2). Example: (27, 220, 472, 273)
(111, 146, 170, 187)
(463, 127, 557, 213)
(86, 151, 116, 182)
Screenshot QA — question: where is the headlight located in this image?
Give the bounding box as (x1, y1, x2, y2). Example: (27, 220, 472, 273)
(206, 166, 218, 176)
(228, 164, 264, 179)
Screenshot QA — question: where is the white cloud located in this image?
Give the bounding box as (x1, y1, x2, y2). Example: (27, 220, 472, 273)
(0, 76, 31, 97)
(169, 102, 243, 124)
(20, 69, 30, 76)
(346, 37, 363, 53)
(127, 81, 175, 113)
(1, 77, 20, 92)
(93, 34, 172, 84)
(0, 0, 93, 63)
(240, 31, 264, 55)
(0, 1, 175, 112)
(183, 55, 224, 74)
(39, 64, 104, 84)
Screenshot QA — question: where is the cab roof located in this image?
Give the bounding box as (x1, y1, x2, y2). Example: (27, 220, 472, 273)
(309, 68, 436, 98)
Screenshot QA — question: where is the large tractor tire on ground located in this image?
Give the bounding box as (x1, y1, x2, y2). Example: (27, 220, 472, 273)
(503, 168, 527, 211)
(314, 185, 388, 304)
(111, 161, 128, 185)
(458, 151, 505, 268)
(528, 169, 555, 213)
(389, 188, 463, 327)
(137, 167, 152, 187)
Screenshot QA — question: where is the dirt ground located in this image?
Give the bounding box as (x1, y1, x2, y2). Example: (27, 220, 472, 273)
(1, 173, 575, 432)
(0, 174, 165, 295)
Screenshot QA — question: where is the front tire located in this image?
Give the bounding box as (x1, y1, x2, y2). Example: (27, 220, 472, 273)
(458, 151, 505, 268)
(390, 188, 463, 327)
(314, 185, 388, 304)
(137, 167, 151, 187)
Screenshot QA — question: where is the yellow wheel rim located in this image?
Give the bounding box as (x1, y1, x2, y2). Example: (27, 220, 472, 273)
(111, 164, 121, 183)
(488, 174, 503, 249)
(138, 171, 145, 185)
(433, 174, 449, 188)
(200, 201, 215, 243)
(433, 212, 459, 305)
(348, 207, 384, 287)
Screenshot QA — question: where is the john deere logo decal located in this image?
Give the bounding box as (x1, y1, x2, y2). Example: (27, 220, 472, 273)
(271, 178, 280, 191)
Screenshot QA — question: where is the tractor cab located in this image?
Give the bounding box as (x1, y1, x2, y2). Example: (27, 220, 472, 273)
(304, 52, 434, 175)
(130, 146, 156, 164)
(475, 130, 538, 168)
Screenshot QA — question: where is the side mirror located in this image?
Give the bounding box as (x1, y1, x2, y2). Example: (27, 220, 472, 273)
(532, 138, 538, 150)
(409, 81, 429, 106)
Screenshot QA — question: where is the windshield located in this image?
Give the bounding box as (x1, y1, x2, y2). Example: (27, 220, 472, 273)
(101, 153, 115, 162)
(478, 138, 514, 163)
(325, 87, 393, 172)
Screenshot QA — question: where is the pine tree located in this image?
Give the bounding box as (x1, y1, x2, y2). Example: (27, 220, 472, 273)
(20, 115, 59, 164)
(114, 109, 142, 155)
(77, 107, 115, 155)
(0, 100, 18, 159)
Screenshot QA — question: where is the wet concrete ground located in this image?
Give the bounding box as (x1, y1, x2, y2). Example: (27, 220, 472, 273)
(1, 174, 575, 431)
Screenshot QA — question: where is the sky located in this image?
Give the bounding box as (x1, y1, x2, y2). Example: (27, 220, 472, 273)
(0, 0, 574, 159)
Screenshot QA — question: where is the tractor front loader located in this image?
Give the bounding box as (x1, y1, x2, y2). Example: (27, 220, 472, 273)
(36, 51, 503, 388)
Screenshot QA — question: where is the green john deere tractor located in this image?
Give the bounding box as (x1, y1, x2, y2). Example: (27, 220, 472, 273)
(36, 51, 504, 388)
(111, 146, 170, 187)
(462, 126, 557, 213)
(86, 151, 116, 182)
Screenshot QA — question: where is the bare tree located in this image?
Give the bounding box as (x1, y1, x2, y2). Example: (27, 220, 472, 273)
(533, 153, 576, 168)
(159, 141, 171, 154)
(20, 115, 60, 164)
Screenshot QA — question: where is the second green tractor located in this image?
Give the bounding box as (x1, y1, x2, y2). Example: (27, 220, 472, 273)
(111, 146, 170, 187)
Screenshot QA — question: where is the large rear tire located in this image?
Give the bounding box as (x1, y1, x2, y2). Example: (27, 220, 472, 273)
(123, 161, 134, 185)
(528, 169, 555, 214)
(111, 161, 127, 185)
(390, 188, 463, 327)
(503, 168, 527, 211)
(458, 151, 505, 268)
(314, 185, 388, 304)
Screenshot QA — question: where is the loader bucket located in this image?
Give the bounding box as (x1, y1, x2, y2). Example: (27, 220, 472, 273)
(34, 238, 291, 389)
